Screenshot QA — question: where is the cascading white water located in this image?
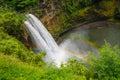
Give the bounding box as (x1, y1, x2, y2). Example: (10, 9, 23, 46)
(25, 21, 49, 50)
(25, 14, 58, 51)
(24, 14, 98, 67)
(24, 14, 71, 67)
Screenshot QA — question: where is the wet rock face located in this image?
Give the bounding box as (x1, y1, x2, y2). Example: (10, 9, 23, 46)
(85, 21, 118, 29)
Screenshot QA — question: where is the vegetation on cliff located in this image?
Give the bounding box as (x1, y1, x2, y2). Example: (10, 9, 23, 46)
(0, 0, 120, 39)
(0, 0, 120, 80)
(0, 37, 120, 79)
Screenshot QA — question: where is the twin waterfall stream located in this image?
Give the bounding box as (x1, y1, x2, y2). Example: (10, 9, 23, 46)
(24, 14, 95, 67)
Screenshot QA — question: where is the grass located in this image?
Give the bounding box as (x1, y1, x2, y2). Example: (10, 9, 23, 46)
(0, 42, 120, 80)
(0, 53, 44, 80)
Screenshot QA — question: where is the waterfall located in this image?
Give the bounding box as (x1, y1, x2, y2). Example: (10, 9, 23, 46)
(24, 14, 95, 67)
(24, 14, 71, 67)
(24, 14, 58, 51)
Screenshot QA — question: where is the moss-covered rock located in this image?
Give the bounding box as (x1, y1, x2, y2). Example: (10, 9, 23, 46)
(93, 0, 116, 18)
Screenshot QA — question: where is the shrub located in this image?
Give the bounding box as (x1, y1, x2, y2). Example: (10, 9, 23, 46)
(0, 10, 25, 40)
(0, 32, 120, 79)
(0, 31, 31, 61)
(93, 0, 116, 18)
(39, 66, 73, 80)
(0, 31, 46, 66)
(62, 0, 92, 14)
(89, 43, 120, 79)
(30, 51, 46, 67)
(59, 0, 93, 31)
(67, 59, 90, 79)
(0, 53, 44, 80)
(0, 0, 38, 10)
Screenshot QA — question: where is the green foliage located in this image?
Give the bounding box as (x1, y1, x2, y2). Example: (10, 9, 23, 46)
(0, 0, 38, 10)
(0, 31, 45, 66)
(0, 39, 120, 79)
(0, 53, 44, 80)
(0, 31, 32, 61)
(89, 43, 120, 79)
(0, 0, 120, 79)
(60, 0, 93, 31)
(67, 59, 90, 79)
(62, 0, 92, 14)
(60, 0, 119, 32)
(30, 51, 46, 67)
(60, 13, 72, 30)
(50, 25, 63, 38)
(0, 10, 25, 39)
(95, 0, 116, 17)
(39, 66, 74, 80)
